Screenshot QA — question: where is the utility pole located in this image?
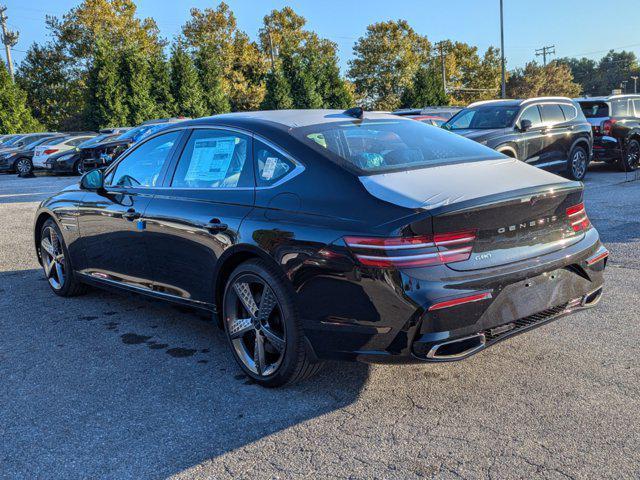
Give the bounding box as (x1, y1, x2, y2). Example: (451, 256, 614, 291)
(266, 29, 276, 71)
(435, 41, 447, 97)
(500, 0, 506, 98)
(535, 45, 555, 67)
(631, 76, 638, 94)
(0, 5, 17, 81)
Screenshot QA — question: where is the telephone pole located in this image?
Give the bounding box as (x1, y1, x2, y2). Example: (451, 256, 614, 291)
(631, 76, 638, 94)
(499, 0, 506, 98)
(0, 5, 18, 81)
(435, 41, 447, 97)
(535, 45, 555, 67)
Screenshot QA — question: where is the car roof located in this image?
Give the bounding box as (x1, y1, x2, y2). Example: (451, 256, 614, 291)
(467, 97, 574, 108)
(182, 109, 409, 129)
(575, 94, 640, 102)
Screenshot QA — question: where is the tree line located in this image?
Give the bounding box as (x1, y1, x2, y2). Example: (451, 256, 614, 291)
(0, 1, 635, 133)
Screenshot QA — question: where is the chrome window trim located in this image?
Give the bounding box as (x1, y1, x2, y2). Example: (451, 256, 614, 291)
(104, 124, 306, 191)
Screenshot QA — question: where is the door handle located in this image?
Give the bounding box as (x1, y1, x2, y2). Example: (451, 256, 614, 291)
(122, 209, 141, 221)
(204, 219, 228, 233)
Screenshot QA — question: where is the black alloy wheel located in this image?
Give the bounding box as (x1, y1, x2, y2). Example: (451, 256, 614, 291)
(14, 158, 33, 176)
(222, 260, 322, 387)
(620, 139, 640, 172)
(39, 219, 86, 296)
(568, 146, 588, 180)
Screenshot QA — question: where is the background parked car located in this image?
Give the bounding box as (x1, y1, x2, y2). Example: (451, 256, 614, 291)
(0, 132, 59, 155)
(45, 132, 123, 175)
(443, 97, 593, 180)
(0, 134, 66, 175)
(576, 94, 640, 171)
(394, 106, 462, 121)
(32, 134, 97, 171)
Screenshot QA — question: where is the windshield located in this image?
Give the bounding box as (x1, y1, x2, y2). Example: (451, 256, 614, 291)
(578, 101, 609, 118)
(445, 105, 520, 130)
(2, 135, 26, 147)
(25, 136, 60, 150)
(78, 133, 114, 148)
(295, 118, 502, 174)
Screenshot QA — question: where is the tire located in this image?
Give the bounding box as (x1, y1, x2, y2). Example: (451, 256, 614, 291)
(73, 159, 84, 176)
(14, 157, 33, 176)
(618, 138, 640, 172)
(567, 145, 589, 180)
(222, 259, 322, 387)
(39, 219, 87, 297)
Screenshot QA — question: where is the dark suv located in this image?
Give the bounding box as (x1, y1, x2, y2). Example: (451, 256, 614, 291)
(444, 97, 593, 180)
(576, 95, 640, 171)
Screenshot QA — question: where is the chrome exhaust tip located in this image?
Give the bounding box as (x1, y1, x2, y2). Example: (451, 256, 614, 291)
(581, 287, 603, 307)
(426, 333, 486, 360)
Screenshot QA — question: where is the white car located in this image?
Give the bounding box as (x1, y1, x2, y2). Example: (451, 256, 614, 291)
(32, 135, 96, 169)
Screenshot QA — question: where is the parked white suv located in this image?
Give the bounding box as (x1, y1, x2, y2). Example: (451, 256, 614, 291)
(32, 135, 96, 169)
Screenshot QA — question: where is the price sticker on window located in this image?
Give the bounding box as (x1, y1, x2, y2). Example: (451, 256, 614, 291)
(261, 157, 278, 180)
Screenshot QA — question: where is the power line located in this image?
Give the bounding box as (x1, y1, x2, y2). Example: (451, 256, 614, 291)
(535, 45, 555, 66)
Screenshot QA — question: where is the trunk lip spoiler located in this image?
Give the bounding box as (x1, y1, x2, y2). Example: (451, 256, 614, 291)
(428, 181, 583, 217)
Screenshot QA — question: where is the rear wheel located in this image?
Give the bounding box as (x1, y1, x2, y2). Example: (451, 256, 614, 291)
(567, 145, 588, 180)
(222, 259, 322, 387)
(39, 219, 87, 297)
(14, 157, 33, 176)
(619, 138, 640, 171)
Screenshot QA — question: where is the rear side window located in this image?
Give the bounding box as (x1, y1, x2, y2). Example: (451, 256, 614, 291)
(578, 102, 609, 118)
(171, 129, 252, 189)
(296, 119, 500, 174)
(539, 104, 565, 124)
(254, 140, 295, 187)
(560, 104, 577, 121)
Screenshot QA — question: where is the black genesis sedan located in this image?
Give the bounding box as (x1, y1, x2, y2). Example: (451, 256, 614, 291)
(34, 109, 608, 387)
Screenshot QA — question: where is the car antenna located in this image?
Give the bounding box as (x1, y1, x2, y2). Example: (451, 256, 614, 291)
(344, 107, 364, 119)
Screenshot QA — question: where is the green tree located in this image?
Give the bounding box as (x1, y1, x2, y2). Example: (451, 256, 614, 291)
(557, 57, 597, 95)
(195, 44, 230, 114)
(281, 49, 322, 109)
(120, 46, 156, 125)
(507, 61, 581, 98)
(17, 42, 85, 130)
(85, 38, 128, 129)
(400, 65, 447, 108)
(148, 49, 174, 117)
(182, 2, 266, 111)
(595, 50, 639, 95)
(0, 62, 42, 133)
(169, 41, 208, 118)
(348, 20, 431, 110)
(261, 67, 293, 110)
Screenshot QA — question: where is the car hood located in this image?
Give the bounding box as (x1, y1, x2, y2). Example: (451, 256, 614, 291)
(359, 157, 577, 210)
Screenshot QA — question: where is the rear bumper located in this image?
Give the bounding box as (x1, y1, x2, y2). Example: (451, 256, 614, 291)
(300, 229, 607, 364)
(592, 136, 621, 162)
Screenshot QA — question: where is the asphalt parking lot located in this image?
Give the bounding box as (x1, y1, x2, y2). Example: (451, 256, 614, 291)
(1, 166, 639, 479)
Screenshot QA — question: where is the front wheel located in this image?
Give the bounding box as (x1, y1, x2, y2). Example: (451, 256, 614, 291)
(222, 259, 322, 387)
(14, 157, 33, 176)
(39, 219, 87, 297)
(567, 145, 589, 180)
(73, 159, 85, 176)
(618, 138, 640, 172)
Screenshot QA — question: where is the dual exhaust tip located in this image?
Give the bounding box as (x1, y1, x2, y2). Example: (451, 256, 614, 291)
(426, 287, 603, 360)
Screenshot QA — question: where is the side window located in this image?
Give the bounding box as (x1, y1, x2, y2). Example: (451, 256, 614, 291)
(539, 104, 565, 125)
(611, 99, 629, 117)
(519, 106, 542, 128)
(254, 140, 296, 187)
(171, 129, 252, 189)
(560, 104, 577, 121)
(106, 131, 180, 188)
(633, 99, 640, 118)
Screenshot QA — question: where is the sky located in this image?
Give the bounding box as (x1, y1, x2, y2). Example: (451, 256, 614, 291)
(4, 0, 640, 74)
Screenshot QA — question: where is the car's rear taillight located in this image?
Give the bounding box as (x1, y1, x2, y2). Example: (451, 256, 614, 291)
(344, 230, 477, 268)
(601, 119, 616, 136)
(566, 202, 591, 232)
(43, 149, 59, 155)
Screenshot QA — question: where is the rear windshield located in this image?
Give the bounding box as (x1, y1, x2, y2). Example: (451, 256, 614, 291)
(444, 105, 520, 130)
(294, 119, 502, 174)
(578, 101, 609, 118)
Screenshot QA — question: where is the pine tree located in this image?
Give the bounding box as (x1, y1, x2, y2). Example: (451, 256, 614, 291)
(400, 66, 448, 108)
(261, 67, 293, 110)
(0, 62, 42, 133)
(85, 38, 129, 129)
(148, 49, 174, 118)
(121, 46, 156, 125)
(195, 44, 230, 115)
(169, 41, 208, 118)
(281, 50, 322, 109)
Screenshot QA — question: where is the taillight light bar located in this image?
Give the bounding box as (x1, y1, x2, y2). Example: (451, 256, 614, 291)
(566, 202, 591, 232)
(43, 149, 59, 155)
(428, 291, 493, 311)
(344, 230, 477, 268)
(601, 119, 616, 136)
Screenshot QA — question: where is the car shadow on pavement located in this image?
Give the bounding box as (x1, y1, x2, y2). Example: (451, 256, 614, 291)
(0, 269, 371, 479)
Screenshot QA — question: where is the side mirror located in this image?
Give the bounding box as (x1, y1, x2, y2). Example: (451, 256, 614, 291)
(519, 119, 532, 132)
(80, 168, 104, 190)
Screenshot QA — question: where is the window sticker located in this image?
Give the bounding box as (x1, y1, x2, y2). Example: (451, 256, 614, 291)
(185, 137, 236, 182)
(261, 157, 279, 180)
